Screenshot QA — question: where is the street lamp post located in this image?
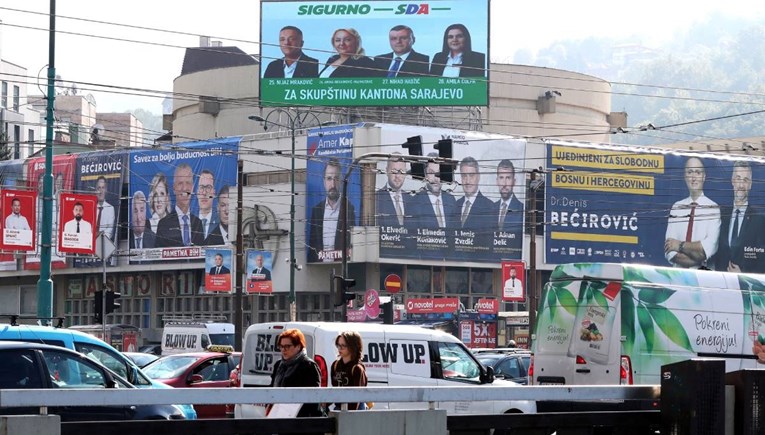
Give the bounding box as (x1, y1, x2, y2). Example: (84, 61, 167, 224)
(249, 110, 334, 321)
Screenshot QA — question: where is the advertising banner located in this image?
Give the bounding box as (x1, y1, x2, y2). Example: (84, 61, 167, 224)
(474, 298, 499, 314)
(0, 160, 25, 269)
(128, 138, 239, 262)
(377, 125, 526, 263)
(72, 150, 127, 267)
(405, 297, 460, 314)
(1, 189, 36, 251)
(545, 141, 765, 273)
(246, 249, 273, 294)
(205, 248, 233, 292)
(305, 124, 360, 263)
(25, 154, 75, 269)
(460, 320, 497, 348)
(501, 260, 525, 301)
(58, 193, 98, 255)
(260, 0, 489, 107)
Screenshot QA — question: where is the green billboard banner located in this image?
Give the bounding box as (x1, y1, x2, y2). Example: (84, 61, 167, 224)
(260, 0, 490, 107)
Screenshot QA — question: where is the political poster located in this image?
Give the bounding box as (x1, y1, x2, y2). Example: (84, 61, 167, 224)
(501, 260, 525, 302)
(0, 160, 25, 269)
(205, 248, 233, 292)
(376, 124, 526, 263)
(260, 0, 489, 107)
(0, 189, 36, 251)
(545, 140, 765, 273)
(128, 137, 239, 262)
(58, 193, 98, 255)
(73, 150, 127, 267)
(246, 249, 273, 294)
(305, 124, 361, 263)
(25, 154, 76, 270)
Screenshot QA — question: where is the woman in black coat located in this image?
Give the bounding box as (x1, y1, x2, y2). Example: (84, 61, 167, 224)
(319, 28, 379, 78)
(270, 328, 324, 418)
(429, 23, 486, 78)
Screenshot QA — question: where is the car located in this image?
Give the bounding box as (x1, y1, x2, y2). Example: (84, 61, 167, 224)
(475, 352, 531, 385)
(138, 344, 162, 356)
(0, 340, 186, 421)
(142, 347, 241, 418)
(124, 351, 160, 368)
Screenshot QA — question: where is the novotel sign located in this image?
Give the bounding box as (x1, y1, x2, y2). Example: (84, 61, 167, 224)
(474, 298, 498, 314)
(405, 297, 460, 314)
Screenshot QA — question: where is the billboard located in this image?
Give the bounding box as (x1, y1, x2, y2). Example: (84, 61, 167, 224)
(501, 260, 525, 302)
(1, 189, 36, 251)
(0, 160, 25, 269)
(545, 141, 765, 273)
(260, 0, 489, 107)
(128, 138, 239, 262)
(73, 150, 127, 267)
(25, 154, 76, 270)
(246, 249, 273, 294)
(205, 248, 233, 292)
(377, 125, 526, 263)
(58, 193, 98, 255)
(305, 124, 361, 263)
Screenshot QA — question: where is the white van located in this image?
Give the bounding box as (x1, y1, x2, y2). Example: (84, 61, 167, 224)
(533, 263, 762, 389)
(162, 321, 235, 355)
(236, 322, 535, 417)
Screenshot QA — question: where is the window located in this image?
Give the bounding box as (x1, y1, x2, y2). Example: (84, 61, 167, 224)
(13, 125, 20, 159)
(1, 82, 7, 108)
(20, 286, 36, 315)
(42, 349, 109, 388)
(445, 267, 469, 294)
(0, 350, 43, 388)
(27, 129, 34, 155)
(75, 342, 151, 386)
(407, 266, 431, 294)
(470, 269, 493, 294)
(436, 341, 481, 382)
(12, 85, 19, 111)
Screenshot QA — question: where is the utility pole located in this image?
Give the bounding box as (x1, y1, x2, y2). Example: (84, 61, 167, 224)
(234, 160, 244, 351)
(527, 170, 544, 338)
(37, 0, 56, 322)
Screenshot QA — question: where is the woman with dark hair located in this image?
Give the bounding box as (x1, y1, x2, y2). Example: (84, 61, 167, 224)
(331, 331, 368, 410)
(270, 329, 324, 418)
(429, 23, 486, 78)
(319, 28, 379, 78)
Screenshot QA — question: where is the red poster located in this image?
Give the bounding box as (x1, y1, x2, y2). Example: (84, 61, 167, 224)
(405, 297, 460, 314)
(205, 249, 233, 292)
(501, 260, 526, 302)
(122, 331, 138, 353)
(0, 189, 37, 251)
(461, 320, 497, 348)
(475, 298, 499, 314)
(58, 193, 98, 255)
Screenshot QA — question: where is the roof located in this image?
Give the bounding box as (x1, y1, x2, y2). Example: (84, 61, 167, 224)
(180, 46, 258, 76)
(245, 321, 458, 339)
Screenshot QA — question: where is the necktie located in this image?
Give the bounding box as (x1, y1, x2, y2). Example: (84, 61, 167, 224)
(499, 201, 508, 228)
(137, 236, 142, 249)
(731, 209, 740, 246)
(685, 202, 697, 242)
(216, 266, 220, 274)
(202, 218, 208, 238)
(462, 200, 472, 226)
(394, 192, 404, 226)
(435, 197, 444, 227)
(96, 207, 102, 229)
(387, 57, 402, 78)
(182, 215, 190, 245)
(76, 221, 80, 233)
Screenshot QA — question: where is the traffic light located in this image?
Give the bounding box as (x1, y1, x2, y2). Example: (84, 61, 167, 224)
(105, 290, 121, 314)
(333, 275, 357, 307)
(434, 138, 453, 183)
(93, 290, 103, 324)
(380, 301, 394, 325)
(401, 135, 425, 180)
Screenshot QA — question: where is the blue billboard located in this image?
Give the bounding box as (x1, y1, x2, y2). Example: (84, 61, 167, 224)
(545, 141, 765, 273)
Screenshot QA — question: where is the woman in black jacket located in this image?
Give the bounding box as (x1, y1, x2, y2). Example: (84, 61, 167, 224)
(319, 28, 379, 78)
(270, 328, 324, 418)
(429, 23, 486, 78)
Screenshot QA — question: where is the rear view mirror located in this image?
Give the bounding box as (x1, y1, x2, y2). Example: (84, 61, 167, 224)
(481, 365, 495, 384)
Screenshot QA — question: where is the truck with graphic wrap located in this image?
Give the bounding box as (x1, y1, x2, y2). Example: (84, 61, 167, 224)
(532, 263, 764, 409)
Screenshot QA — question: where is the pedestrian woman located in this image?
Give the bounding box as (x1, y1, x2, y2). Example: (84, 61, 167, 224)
(319, 28, 378, 78)
(429, 23, 486, 77)
(331, 331, 368, 410)
(270, 329, 324, 418)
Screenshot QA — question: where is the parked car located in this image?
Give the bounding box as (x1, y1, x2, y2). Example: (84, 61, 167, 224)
(142, 347, 241, 418)
(124, 351, 160, 368)
(0, 341, 186, 421)
(475, 352, 531, 385)
(138, 344, 162, 356)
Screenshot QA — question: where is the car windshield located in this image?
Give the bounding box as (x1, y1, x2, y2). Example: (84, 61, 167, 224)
(143, 355, 199, 379)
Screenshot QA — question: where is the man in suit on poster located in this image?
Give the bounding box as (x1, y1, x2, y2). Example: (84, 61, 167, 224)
(494, 159, 524, 252)
(205, 185, 230, 246)
(412, 153, 458, 229)
(196, 169, 218, 243)
(251, 254, 271, 281)
(714, 161, 765, 273)
(156, 163, 205, 247)
(263, 26, 319, 79)
(377, 153, 412, 228)
(308, 159, 356, 262)
(129, 191, 155, 249)
(456, 156, 494, 232)
(374, 25, 430, 78)
(209, 253, 230, 275)
(95, 176, 116, 240)
(5, 198, 30, 230)
(63, 202, 93, 235)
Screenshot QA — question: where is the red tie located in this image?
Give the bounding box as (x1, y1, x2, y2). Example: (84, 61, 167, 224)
(685, 202, 697, 242)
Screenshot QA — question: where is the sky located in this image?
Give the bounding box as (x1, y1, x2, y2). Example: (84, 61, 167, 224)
(0, 1, 763, 114)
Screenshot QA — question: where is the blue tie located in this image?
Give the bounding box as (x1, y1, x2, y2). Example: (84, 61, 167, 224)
(387, 57, 402, 78)
(182, 215, 190, 245)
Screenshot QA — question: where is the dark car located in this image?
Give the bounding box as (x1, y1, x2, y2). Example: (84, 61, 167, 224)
(142, 349, 241, 418)
(476, 352, 531, 385)
(0, 341, 186, 421)
(138, 344, 162, 356)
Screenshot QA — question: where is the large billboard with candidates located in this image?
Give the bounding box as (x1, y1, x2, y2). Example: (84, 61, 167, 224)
(545, 141, 765, 273)
(260, 0, 489, 107)
(128, 138, 239, 262)
(377, 125, 526, 263)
